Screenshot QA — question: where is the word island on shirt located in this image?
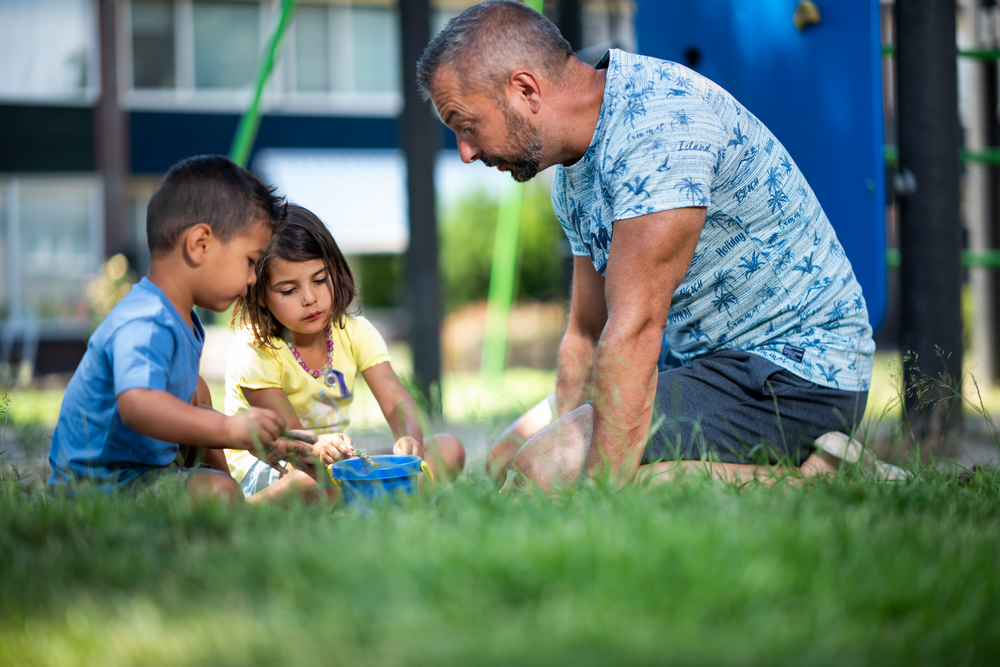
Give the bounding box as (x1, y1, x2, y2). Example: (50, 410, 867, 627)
(552, 49, 874, 392)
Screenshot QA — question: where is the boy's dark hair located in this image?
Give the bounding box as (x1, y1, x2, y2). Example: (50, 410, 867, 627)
(233, 204, 359, 349)
(146, 155, 287, 256)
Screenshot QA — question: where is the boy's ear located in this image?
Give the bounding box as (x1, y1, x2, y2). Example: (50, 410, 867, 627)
(183, 223, 215, 267)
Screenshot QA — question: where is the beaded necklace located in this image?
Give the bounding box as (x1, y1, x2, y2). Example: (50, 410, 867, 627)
(288, 323, 338, 387)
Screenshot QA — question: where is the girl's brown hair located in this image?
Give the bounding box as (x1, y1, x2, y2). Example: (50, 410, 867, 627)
(233, 204, 358, 349)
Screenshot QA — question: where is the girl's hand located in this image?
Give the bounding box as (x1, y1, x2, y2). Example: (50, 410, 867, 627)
(312, 433, 355, 466)
(393, 436, 424, 458)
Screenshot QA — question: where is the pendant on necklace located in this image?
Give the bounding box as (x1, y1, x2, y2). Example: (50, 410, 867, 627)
(325, 370, 338, 388)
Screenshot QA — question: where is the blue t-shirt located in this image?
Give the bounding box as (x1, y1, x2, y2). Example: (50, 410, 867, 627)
(552, 50, 874, 392)
(48, 278, 205, 488)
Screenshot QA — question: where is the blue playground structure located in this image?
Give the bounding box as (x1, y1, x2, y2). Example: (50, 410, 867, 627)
(635, 0, 887, 331)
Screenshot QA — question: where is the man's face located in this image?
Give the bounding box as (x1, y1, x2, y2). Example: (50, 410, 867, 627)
(431, 67, 544, 182)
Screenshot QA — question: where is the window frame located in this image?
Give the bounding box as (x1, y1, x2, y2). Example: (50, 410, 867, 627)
(2, 175, 103, 330)
(121, 0, 408, 117)
(0, 0, 101, 106)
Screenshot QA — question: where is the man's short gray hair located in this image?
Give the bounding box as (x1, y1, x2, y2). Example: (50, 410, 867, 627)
(416, 0, 573, 101)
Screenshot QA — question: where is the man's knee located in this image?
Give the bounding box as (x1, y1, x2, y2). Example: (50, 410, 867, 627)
(487, 437, 522, 483)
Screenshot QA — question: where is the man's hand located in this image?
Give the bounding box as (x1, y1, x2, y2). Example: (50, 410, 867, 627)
(393, 435, 424, 458)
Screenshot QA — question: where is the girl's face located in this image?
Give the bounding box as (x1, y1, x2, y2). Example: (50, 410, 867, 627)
(265, 257, 334, 335)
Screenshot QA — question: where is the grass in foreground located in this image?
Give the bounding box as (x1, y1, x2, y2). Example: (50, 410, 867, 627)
(1, 469, 998, 666)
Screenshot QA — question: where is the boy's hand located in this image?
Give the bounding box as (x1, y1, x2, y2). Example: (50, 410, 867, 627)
(225, 409, 311, 468)
(393, 435, 424, 459)
(312, 433, 355, 466)
(225, 408, 285, 449)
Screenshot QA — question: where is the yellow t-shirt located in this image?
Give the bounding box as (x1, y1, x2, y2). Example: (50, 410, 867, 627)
(223, 315, 391, 482)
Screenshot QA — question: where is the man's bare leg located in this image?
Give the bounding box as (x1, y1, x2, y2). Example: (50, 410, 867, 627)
(639, 451, 840, 487)
(487, 396, 555, 486)
(505, 403, 844, 493)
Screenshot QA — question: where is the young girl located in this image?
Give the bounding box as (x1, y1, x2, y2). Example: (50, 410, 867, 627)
(224, 205, 465, 501)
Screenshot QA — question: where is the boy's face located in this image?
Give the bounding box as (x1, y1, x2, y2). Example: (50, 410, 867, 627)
(195, 219, 272, 312)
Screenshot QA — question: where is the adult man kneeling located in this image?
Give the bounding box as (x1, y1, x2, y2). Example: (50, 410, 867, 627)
(418, 1, 874, 490)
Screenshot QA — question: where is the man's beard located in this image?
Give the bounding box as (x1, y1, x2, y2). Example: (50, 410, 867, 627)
(480, 100, 543, 182)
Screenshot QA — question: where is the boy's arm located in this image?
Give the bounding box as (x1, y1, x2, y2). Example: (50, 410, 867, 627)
(239, 387, 304, 430)
(117, 388, 307, 456)
(362, 362, 424, 455)
(192, 375, 234, 475)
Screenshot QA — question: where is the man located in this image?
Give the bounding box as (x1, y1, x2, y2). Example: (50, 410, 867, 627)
(418, 1, 874, 490)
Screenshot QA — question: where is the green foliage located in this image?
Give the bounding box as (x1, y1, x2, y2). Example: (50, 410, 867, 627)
(85, 254, 137, 334)
(345, 183, 567, 311)
(355, 254, 404, 308)
(0, 475, 999, 665)
(440, 183, 567, 312)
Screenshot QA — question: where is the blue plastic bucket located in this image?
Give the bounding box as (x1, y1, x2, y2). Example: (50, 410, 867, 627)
(330, 455, 429, 508)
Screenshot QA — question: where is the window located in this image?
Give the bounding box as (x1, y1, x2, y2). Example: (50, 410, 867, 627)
(131, 0, 176, 88)
(291, 4, 399, 95)
(125, 0, 468, 113)
(0, 0, 97, 101)
(1, 177, 101, 323)
(348, 6, 400, 94)
(293, 4, 330, 92)
(193, 1, 261, 88)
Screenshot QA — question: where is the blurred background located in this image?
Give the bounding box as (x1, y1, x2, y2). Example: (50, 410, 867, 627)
(3, 0, 1000, 482)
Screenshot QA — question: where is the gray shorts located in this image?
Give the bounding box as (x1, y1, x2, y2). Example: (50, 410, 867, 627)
(644, 349, 867, 465)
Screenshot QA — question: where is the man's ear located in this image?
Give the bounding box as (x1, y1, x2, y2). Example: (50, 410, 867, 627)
(183, 223, 215, 267)
(509, 70, 543, 114)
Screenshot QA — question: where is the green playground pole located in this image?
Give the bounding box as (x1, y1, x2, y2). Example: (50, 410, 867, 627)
(481, 179, 525, 380)
(229, 0, 297, 167)
(479, 0, 544, 382)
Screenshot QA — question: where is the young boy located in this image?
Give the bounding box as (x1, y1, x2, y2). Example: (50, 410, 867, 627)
(48, 155, 310, 502)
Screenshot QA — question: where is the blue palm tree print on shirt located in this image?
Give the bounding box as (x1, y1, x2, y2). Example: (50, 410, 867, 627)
(737, 251, 764, 279)
(678, 178, 707, 205)
(551, 50, 871, 394)
(624, 175, 652, 198)
(728, 124, 747, 149)
(792, 252, 821, 275)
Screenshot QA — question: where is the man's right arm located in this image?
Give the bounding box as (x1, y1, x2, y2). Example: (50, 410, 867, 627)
(555, 256, 608, 417)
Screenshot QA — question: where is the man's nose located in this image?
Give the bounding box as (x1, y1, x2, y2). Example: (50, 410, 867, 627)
(457, 138, 482, 164)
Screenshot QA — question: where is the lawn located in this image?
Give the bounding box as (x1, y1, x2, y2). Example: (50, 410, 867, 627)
(1, 353, 999, 665)
(0, 470, 998, 666)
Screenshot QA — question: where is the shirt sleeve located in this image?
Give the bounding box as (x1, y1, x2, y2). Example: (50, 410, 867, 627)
(603, 93, 723, 222)
(225, 329, 284, 390)
(348, 316, 392, 372)
(111, 317, 177, 396)
(551, 169, 589, 257)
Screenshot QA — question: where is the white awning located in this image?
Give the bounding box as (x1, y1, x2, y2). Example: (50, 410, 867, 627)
(254, 148, 516, 254)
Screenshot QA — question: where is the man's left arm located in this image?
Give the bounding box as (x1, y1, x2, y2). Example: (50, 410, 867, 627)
(586, 206, 706, 485)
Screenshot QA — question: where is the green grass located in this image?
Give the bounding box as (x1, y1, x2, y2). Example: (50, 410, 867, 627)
(2, 353, 999, 665)
(1, 470, 998, 666)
